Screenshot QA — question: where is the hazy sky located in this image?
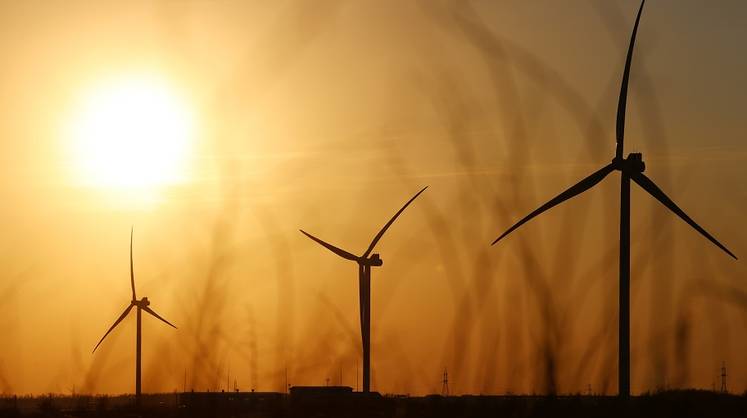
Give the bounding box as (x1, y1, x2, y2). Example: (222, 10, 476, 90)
(0, 0, 745, 395)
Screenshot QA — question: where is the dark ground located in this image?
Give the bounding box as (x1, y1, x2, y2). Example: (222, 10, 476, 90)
(1, 389, 745, 418)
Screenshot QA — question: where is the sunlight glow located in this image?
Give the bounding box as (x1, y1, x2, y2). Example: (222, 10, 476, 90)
(69, 75, 195, 191)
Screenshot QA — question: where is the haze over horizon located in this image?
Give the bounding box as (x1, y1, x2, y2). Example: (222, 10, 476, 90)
(0, 0, 745, 396)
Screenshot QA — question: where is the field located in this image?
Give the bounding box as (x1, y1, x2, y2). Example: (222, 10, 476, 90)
(1, 389, 745, 418)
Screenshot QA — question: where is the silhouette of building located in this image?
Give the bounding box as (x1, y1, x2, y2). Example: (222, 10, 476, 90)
(290, 386, 353, 397)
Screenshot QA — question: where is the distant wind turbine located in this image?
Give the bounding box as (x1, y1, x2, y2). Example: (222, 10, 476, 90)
(491, 0, 736, 397)
(93, 227, 177, 404)
(300, 186, 427, 393)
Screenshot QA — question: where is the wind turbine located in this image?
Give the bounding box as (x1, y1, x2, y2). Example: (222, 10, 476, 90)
(491, 0, 736, 397)
(300, 186, 427, 393)
(93, 228, 177, 404)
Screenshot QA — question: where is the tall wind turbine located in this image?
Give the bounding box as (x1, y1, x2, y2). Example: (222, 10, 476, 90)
(300, 186, 427, 393)
(93, 228, 177, 404)
(491, 0, 736, 397)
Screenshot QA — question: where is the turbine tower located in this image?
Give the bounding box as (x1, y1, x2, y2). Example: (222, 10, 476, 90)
(93, 227, 177, 404)
(300, 186, 427, 393)
(491, 0, 736, 397)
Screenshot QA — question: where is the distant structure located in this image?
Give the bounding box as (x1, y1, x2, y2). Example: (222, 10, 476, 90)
(720, 362, 728, 393)
(289, 386, 353, 397)
(300, 186, 427, 393)
(490, 0, 737, 398)
(441, 369, 449, 396)
(92, 227, 177, 406)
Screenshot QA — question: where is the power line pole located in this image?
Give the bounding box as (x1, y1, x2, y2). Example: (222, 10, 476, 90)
(720, 361, 728, 393)
(441, 368, 449, 396)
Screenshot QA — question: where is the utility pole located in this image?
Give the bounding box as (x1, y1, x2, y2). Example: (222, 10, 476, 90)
(441, 368, 449, 396)
(720, 361, 727, 393)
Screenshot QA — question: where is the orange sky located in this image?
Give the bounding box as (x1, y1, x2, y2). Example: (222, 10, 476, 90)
(0, 0, 745, 395)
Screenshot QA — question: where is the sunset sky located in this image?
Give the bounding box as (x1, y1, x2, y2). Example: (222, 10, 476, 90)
(0, 0, 745, 395)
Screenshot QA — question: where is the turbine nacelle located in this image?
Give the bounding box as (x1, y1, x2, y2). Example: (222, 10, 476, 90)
(358, 253, 383, 267)
(613, 153, 645, 174)
(133, 297, 150, 308)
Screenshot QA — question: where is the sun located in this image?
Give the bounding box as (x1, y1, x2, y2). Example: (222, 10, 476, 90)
(68, 74, 195, 192)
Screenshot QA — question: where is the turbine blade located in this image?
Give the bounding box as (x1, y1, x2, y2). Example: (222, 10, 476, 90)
(492, 164, 614, 245)
(630, 172, 737, 260)
(142, 306, 177, 329)
(299, 230, 358, 261)
(92, 304, 134, 353)
(615, 0, 646, 159)
(362, 186, 428, 258)
(130, 227, 136, 301)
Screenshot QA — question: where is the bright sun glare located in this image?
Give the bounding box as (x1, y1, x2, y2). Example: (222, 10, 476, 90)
(69, 75, 194, 191)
